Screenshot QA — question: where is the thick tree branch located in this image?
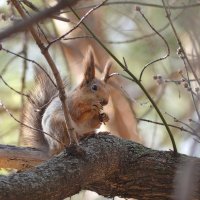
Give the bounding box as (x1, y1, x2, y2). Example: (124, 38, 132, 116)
(0, 133, 199, 200)
(0, 0, 79, 40)
(0, 144, 48, 169)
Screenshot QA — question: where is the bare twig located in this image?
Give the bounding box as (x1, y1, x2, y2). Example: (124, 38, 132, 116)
(107, 72, 134, 82)
(0, 74, 33, 102)
(46, 0, 108, 49)
(110, 1, 200, 9)
(63, 35, 93, 40)
(106, 8, 184, 44)
(137, 8, 170, 81)
(21, 33, 28, 104)
(1, 47, 56, 87)
(0, 51, 23, 76)
(162, 0, 200, 87)
(0, 101, 64, 146)
(73, 1, 200, 11)
(140, 84, 167, 119)
(45, 0, 71, 83)
(19, 1, 50, 44)
(38, 93, 58, 111)
(106, 23, 169, 44)
(182, 51, 200, 120)
(122, 57, 128, 68)
(19, 32, 28, 136)
(138, 118, 195, 136)
(21, 0, 71, 23)
(162, 0, 200, 121)
(165, 112, 195, 132)
(108, 1, 200, 9)
(105, 14, 175, 44)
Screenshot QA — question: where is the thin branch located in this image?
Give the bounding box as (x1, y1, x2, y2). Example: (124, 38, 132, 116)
(164, 78, 200, 84)
(37, 93, 59, 111)
(122, 57, 128, 68)
(137, 7, 170, 81)
(139, 84, 167, 119)
(59, 1, 200, 15)
(0, 74, 33, 102)
(90, 1, 200, 10)
(106, 7, 184, 44)
(0, 51, 23, 76)
(162, 0, 200, 87)
(20, 0, 39, 12)
(21, 0, 71, 23)
(138, 117, 196, 136)
(107, 72, 134, 82)
(19, 32, 28, 136)
(46, 0, 108, 49)
(1, 47, 56, 87)
(182, 53, 200, 120)
(165, 112, 195, 133)
(106, 23, 169, 44)
(19, 1, 50, 44)
(0, 100, 64, 146)
(45, 0, 71, 83)
(63, 35, 93, 40)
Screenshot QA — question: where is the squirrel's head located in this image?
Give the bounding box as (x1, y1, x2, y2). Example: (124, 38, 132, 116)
(79, 47, 111, 106)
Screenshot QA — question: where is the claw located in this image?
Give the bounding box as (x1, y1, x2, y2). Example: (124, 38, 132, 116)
(99, 113, 109, 123)
(93, 102, 103, 113)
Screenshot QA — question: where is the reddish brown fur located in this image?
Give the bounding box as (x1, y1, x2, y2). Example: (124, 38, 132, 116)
(21, 47, 110, 156)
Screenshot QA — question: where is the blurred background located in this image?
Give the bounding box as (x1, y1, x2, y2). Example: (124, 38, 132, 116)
(0, 0, 200, 199)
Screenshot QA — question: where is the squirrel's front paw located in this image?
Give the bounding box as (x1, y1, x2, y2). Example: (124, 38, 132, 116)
(99, 113, 109, 124)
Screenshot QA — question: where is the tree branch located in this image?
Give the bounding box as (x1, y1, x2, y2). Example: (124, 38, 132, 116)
(0, 133, 199, 200)
(0, 144, 48, 170)
(0, 0, 79, 40)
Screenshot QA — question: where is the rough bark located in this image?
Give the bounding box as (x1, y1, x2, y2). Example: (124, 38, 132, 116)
(0, 133, 199, 200)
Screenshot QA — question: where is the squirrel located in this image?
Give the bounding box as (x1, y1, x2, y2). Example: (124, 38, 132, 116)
(20, 47, 111, 156)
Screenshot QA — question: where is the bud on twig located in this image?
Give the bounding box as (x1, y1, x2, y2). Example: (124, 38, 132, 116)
(135, 6, 141, 11)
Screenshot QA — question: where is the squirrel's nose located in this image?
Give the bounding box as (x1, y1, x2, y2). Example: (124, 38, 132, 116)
(100, 99, 108, 106)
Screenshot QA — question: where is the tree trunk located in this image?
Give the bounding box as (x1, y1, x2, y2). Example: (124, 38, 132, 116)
(0, 133, 199, 200)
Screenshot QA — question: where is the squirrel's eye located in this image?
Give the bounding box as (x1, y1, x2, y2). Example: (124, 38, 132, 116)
(91, 84, 98, 91)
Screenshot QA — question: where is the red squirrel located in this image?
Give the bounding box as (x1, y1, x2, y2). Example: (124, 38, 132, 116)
(20, 47, 111, 156)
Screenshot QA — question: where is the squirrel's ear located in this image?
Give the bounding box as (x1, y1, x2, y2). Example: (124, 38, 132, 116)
(102, 60, 112, 83)
(83, 47, 95, 83)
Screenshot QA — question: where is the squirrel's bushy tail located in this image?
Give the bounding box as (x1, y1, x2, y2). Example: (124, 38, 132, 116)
(20, 68, 58, 152)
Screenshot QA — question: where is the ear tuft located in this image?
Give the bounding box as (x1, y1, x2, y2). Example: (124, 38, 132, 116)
(102, 60, 112, 82)
(83, 46, 95, 83)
